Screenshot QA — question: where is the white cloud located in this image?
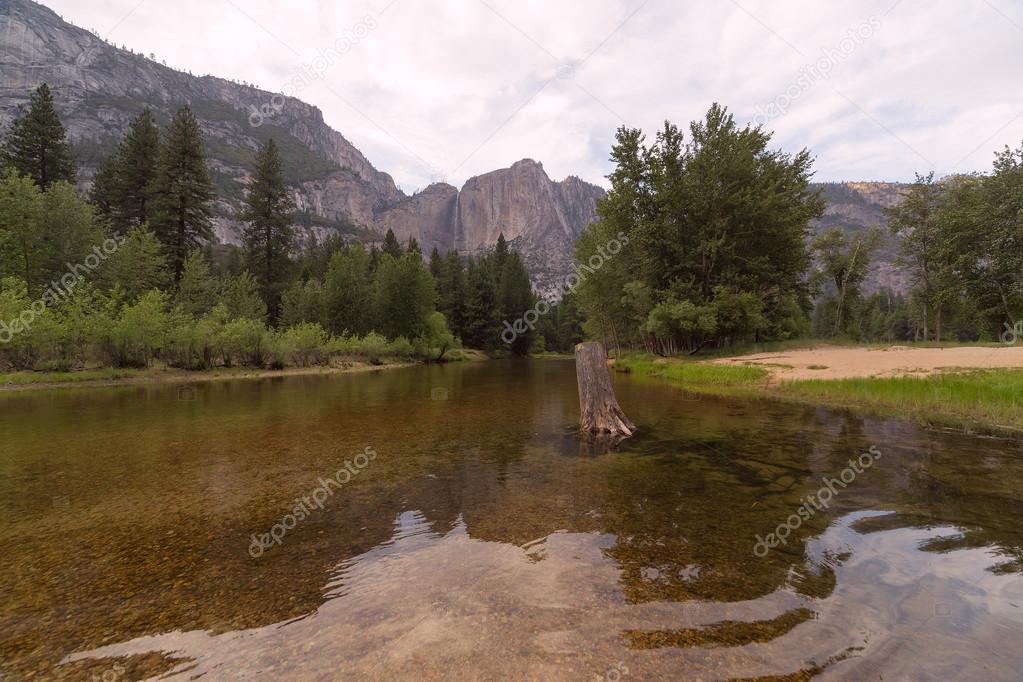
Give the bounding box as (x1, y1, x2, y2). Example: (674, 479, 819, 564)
(44, 0, 1023, 192)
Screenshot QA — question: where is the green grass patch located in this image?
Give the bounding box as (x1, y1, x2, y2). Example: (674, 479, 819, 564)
(777, 370, 1023, 432)
(616, 354, 769, 390)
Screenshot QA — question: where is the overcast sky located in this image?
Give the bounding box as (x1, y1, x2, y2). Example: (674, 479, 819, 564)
(44, 0, 1023, 193)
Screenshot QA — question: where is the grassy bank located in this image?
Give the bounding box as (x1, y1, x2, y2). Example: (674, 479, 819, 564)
(616, 353, 1023, 433)
(0, 359, 420, 392)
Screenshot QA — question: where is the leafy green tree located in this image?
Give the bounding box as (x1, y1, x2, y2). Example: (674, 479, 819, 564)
(1, 83, 76, 189)
(885, 173, 956, 341)
(111, 108, 160, 230)
(374, 252, 437, 340)
(221, 271, 267, 321)
(241, 139, 295, 325)
(576, 104, 823, 353)
(149, 105, 215, 282)
(279, 278, 325, 328)
(324, 243, 373, 335)
(414, 311, 457, 361)
(175, 250, 217, 317)
(99, 226, 168, 303)
(36, 181, 104, 286)
(101, 289, 169, 367)
(0, 169, 44, 289)
(811, 227, 881, 336)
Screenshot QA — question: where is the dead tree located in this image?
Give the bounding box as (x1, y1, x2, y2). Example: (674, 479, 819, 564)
(575, 341, 636, 442)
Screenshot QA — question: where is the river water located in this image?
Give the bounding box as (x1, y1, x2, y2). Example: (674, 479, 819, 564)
(1, 359, 1021, 679)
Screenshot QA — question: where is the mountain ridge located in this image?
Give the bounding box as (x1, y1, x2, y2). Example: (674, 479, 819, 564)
(0, 0, 908, 296)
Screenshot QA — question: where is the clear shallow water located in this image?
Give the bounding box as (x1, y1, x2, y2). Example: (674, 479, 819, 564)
(1, 359, 1022, 680)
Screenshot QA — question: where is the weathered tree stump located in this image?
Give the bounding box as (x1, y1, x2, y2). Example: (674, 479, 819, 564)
(575, 342, 636, 442)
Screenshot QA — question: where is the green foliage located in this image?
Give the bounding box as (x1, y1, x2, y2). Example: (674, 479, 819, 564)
(279, 278, 325, 327)
(324, 242, 373, 335)
(221, 271, 267, 321)
(241, 139, 295, 325)
(374, 252, 436, 340)
(1, 84, 76, 189)
(382, 228, 403, 259)
(276, 321, 328, 367)
(104, 108, 161, 231)
(413, 311, 458, 361)
(100, 289, 169, 367)
(811, 227, 881, 337)
(575, 104, 823, 355)
(149, 105, 215, 282)
(221, 316, 268, 367)
(98, 226, 168, 302)
(175, 250, 216, 317)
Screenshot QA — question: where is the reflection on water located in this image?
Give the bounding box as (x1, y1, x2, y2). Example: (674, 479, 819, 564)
(1, 359, 1022, 679)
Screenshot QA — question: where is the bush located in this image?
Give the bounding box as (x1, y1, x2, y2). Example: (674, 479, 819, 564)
(412, 312, 458, 361)
(278, 322, 328, 367)
(220, 317, 268, 367)
(101, 290, 169, 367)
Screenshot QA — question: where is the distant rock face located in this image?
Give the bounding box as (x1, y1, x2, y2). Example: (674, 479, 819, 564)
(810, 181, 910, 294)
(0, 0, 604, 293)
(0, 0, 910, 297)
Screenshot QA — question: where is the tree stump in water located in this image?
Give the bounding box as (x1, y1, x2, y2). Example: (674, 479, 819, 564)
(575, 342, 636, 442)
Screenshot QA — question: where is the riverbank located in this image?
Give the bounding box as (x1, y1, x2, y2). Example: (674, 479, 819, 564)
(617, 348, 1023, 434)
(0, 360, 420, 393)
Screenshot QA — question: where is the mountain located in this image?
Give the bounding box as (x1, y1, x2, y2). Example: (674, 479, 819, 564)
(1, 0, 912, 299)
(809, 181, 910, 294)
(0, 0, 604, 295)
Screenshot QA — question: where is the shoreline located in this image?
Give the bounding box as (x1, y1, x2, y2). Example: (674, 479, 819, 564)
(0, 361, 418, 393)
(616, 349, 1023, 437)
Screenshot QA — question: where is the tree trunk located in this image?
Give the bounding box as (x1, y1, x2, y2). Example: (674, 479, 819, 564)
(575, 342, 636, 442)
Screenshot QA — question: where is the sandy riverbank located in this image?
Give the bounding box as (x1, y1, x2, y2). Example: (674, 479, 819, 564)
(711, 345, 1023, 381)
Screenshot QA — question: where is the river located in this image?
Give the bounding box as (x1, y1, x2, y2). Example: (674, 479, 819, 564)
(1, 359, 1021, 679)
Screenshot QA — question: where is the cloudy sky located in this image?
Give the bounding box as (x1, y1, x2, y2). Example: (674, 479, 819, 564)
(45, 0, 1023, 192)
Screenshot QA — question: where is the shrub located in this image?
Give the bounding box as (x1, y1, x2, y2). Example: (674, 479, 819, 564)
(278, 322, 328, 367)
(101, 290, 169, 367)
(220, 317, 267, 367)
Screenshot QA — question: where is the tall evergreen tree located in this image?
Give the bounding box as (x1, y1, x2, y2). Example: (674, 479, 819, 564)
(324, 243, 374, 335)
(111, 108, 160, 230)
(89, 154, 118, 219)
(462, 257, 500, 349)
(150, 105, 215, 283)
(240, 139, 295, 326)
(382, 228, 403, 259)
(1, 83, 76, 189)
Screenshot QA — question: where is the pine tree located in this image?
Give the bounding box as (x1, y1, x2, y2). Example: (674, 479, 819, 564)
(462, 257, 500, 349)
(407, 236, 421, 255)
(240, 139, 295, 326)
(89, 153, 118, 219)
(112, 108, 160, 230)
(437, 249, 466, 338)
(1, 83, 76, 189)
(149, 105, 215, 283)
(382, 228, 403, 259)
(324, 243, 373, 335)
